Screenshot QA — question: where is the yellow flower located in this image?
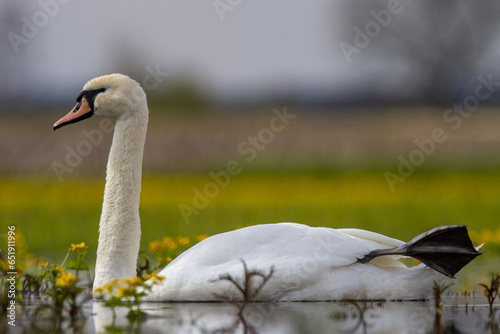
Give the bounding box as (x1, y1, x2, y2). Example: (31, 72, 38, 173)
(40, 262, 48, 268)
(176, 236, 191, 248)
(494, 229, 500, 244)
(470, 229, 488, 245)
(15, 265, 23, 276)
(195, 234, 209, 243)
(51, 264, 64, 273)
(122, 277, 143, 287)
(71, 242, 86, 251)
(148, 240, 161, 253)
(144, 272, 165, 283)
(482, 229, 494, 244)
(99, 278, 121, 295)
(166, 256, 173, 263)
(26, 254, 44, 267)
(162, 237, 178, 250)
(116, 285, 133, 298)
(94, 286, 104, 294)
(56, 272, 77, 288)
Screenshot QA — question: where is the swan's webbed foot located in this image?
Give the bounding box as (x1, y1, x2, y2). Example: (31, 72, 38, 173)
(358, 225, 481, 278)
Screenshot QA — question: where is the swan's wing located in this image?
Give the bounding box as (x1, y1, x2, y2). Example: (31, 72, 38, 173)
(152, 223, 403, 300)
(337, 228, 409, 268)
(336, 228, 405, 247)
(166, 223, 380, 270)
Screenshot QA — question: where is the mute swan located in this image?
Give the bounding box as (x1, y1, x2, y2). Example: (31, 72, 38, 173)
(54, 74, 481, 301)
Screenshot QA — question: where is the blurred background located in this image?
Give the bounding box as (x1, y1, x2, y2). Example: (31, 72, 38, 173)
(1, 0, 500, 287)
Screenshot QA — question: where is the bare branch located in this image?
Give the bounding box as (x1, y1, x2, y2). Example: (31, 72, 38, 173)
(212, 260, 275, 315)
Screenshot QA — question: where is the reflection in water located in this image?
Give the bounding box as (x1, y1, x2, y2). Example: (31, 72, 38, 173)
(92, 297, 498, 334)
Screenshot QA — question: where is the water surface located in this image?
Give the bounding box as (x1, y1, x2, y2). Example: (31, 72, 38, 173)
(8, 295, 499, 333)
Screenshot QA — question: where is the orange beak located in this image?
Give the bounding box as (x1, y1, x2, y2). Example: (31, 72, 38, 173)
(53, 97, 93, 131)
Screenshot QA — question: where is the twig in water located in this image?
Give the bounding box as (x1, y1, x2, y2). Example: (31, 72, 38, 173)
(479, 273, 499, 314)
(433, 281, 453, 310)
(213, 259, 275, 315)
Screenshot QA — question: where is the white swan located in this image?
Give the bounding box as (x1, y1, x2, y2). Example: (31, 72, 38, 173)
(54, 74, 480, 301)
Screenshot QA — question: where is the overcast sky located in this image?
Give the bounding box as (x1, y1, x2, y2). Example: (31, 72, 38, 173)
(1, 1, 361, 104)
(4, 1, 499, 107)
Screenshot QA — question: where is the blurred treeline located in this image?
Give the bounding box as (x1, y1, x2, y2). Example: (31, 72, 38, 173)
(1, 1, 500, 111)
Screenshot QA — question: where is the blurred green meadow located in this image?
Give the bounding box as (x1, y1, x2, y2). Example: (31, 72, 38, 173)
(2, 108, 500, 288)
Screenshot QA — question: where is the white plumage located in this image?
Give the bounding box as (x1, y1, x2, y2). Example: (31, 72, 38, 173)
(149, 222, 444, 301)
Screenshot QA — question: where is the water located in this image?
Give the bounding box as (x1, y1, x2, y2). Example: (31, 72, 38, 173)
(5, 295, 499, 333)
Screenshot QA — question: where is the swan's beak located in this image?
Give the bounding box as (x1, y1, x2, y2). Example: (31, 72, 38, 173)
(53, 97, 93, 131)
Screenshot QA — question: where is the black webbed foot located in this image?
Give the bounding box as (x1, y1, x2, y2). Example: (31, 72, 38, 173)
(358, 225, 481, 278)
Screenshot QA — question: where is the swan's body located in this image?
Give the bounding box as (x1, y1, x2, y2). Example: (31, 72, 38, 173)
(149, 222, 444, 301)
(54, 74, 480, 301)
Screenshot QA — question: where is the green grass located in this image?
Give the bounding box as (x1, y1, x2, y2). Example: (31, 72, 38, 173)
(2, 169, 500, 289)
(2, 170, 499, 249)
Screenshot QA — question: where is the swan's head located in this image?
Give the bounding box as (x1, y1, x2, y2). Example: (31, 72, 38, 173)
(53, 73, 147, 130)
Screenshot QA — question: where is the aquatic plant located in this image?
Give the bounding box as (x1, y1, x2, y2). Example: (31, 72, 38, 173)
(432, 281, 453, 310)
(212, 260, 274, 316)
(94, 273, 164, 320)
(479, 273, 499, 313)
(329, 301, 373, 333)
(40, 242, 91, 320)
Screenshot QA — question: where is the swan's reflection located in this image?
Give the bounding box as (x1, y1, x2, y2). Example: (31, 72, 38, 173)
(93, 299, 494, 334)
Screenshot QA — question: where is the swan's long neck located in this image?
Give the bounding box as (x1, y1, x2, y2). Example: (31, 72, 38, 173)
(94, 109, 148, 290)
